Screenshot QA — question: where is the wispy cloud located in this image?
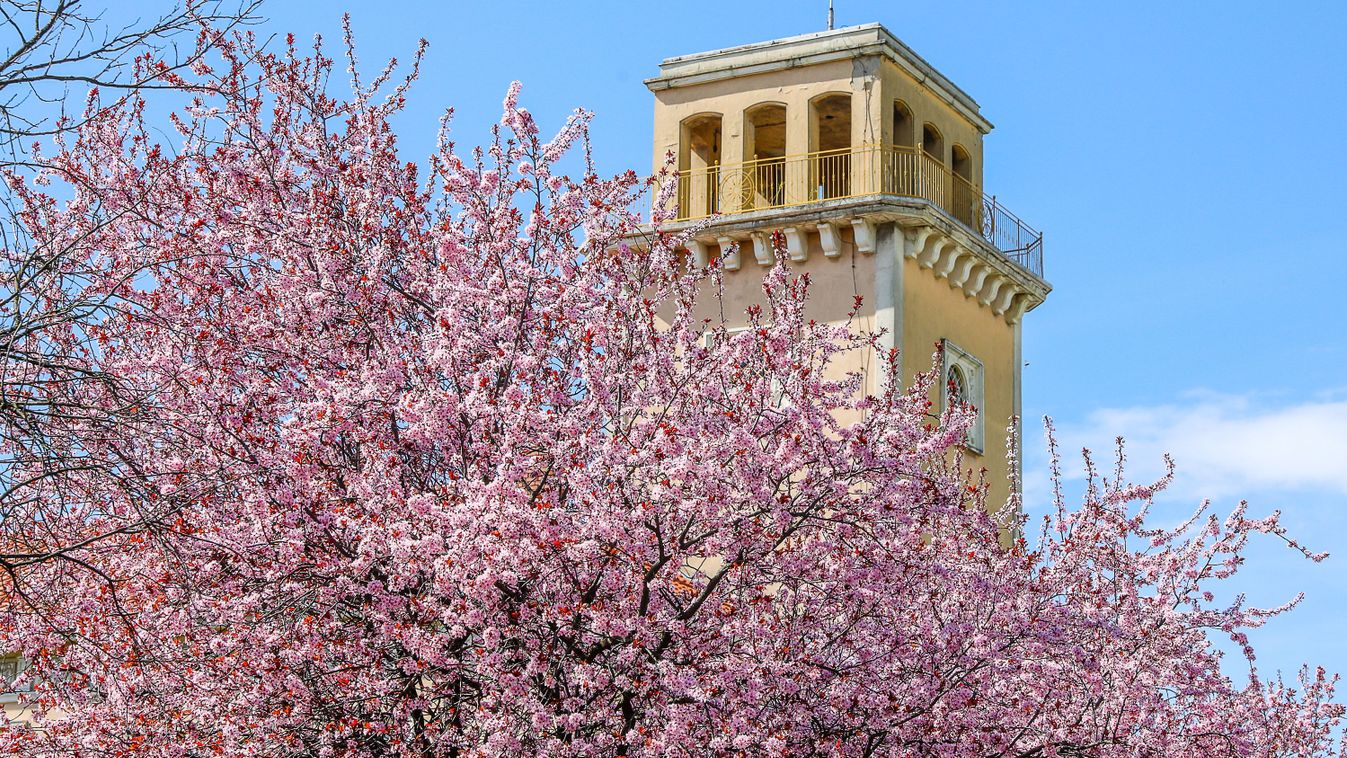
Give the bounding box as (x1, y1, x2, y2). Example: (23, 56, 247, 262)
(1025, 391, 1347, 501)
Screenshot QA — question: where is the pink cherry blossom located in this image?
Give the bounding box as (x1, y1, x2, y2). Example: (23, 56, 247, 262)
(0, 18, 1339, 758)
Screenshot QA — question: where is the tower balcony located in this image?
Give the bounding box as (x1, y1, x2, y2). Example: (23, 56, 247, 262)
(668, 143, 1043, 279)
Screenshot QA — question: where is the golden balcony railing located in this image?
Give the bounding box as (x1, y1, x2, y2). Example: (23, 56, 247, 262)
(669, 144, 1044, 279)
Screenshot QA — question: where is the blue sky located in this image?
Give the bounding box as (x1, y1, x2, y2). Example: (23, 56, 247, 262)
(257, 1, 1347, 688)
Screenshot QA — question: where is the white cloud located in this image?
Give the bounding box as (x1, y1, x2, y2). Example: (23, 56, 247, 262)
(1025, 391, 1347, 501)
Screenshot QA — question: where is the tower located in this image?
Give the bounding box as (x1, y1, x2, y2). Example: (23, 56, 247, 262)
(641, 24, 1050, 507)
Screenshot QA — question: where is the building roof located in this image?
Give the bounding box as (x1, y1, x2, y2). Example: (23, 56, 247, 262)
(644, 23, 993, 134)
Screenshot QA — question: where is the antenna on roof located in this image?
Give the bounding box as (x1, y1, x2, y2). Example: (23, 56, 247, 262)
(827, 0, 835, 30)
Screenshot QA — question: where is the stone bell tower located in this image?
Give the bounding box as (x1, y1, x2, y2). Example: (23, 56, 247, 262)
(640, 23, 1050, 507)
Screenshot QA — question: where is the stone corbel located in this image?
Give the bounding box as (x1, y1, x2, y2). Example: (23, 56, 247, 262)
(783, 227, 807, 262)
(751, 232, 774, 266)
(718, 236, 740, 271)
(916, 234, 947, 269)
(850, 219, 876, 255)
(963, 264, 991, 298)
(991, 283, 1019, 315)
(948, 254, 978, 288)
(906, 226, 938, 260)
(688, 239, 710, 268)
(1004, 293, 1032, 324)
(933, 244, 963, 279)
(977, 274, 1007, 306)
(818, 221, 841, 258)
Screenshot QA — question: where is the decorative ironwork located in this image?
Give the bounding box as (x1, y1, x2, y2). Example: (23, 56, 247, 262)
(979, 194, 1043, 280)
(718, 168, 755, 214)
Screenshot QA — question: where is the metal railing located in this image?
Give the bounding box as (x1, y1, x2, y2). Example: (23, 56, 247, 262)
(670, 144, 1044, 278)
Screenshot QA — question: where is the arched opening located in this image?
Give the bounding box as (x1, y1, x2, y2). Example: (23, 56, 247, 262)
(947, 363, 968, 408)
(811, 93, 852, 199)
(744, 103, 786, 161)
(888, 100, 917, 195)
(919, 123, 946, 207)
(942, 340, 984, 453)
(946, 363, 972, 447)
(950, 144, 976, 227)
(743, 103, 787, 209)
(921, 123, 944, 163)
(951, 144, 972, 182)
(892, 100, 914, 148)
(679, 113, 722, 218)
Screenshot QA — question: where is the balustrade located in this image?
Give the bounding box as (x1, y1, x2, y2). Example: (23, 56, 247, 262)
(667, 144, 1043, 278)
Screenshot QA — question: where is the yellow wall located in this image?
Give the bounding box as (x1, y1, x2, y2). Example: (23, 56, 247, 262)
(670, 240, 1017, 508)
(688, 228, 871, 329)
(878, 59, 984, 185)
(653, 60, 861, 174)
(901, 255, 1016, 508)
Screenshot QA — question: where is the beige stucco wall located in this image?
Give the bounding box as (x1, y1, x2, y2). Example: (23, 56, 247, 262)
(690, 228, 872, 329)
(680, 227, 878, 427)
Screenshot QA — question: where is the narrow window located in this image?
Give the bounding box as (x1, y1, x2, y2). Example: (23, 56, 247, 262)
(941, 339, 985, 453)
(947, 364, 968, 407)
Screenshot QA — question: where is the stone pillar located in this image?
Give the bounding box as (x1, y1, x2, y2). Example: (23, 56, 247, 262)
(785, 94, 811, 205)
(872, 222, 903, 396)
(851, 55, 882, 196)
(721, 108, 746, 213)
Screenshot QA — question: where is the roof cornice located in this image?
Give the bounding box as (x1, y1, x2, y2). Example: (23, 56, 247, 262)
(645, 23, 993, 134)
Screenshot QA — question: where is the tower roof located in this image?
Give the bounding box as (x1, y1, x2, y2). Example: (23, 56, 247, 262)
(645, 23, 992, 134)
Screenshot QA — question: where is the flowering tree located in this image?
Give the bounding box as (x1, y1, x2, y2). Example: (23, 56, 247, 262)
(0, 0, 262, 581)
(0, 20, 1341, 757)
